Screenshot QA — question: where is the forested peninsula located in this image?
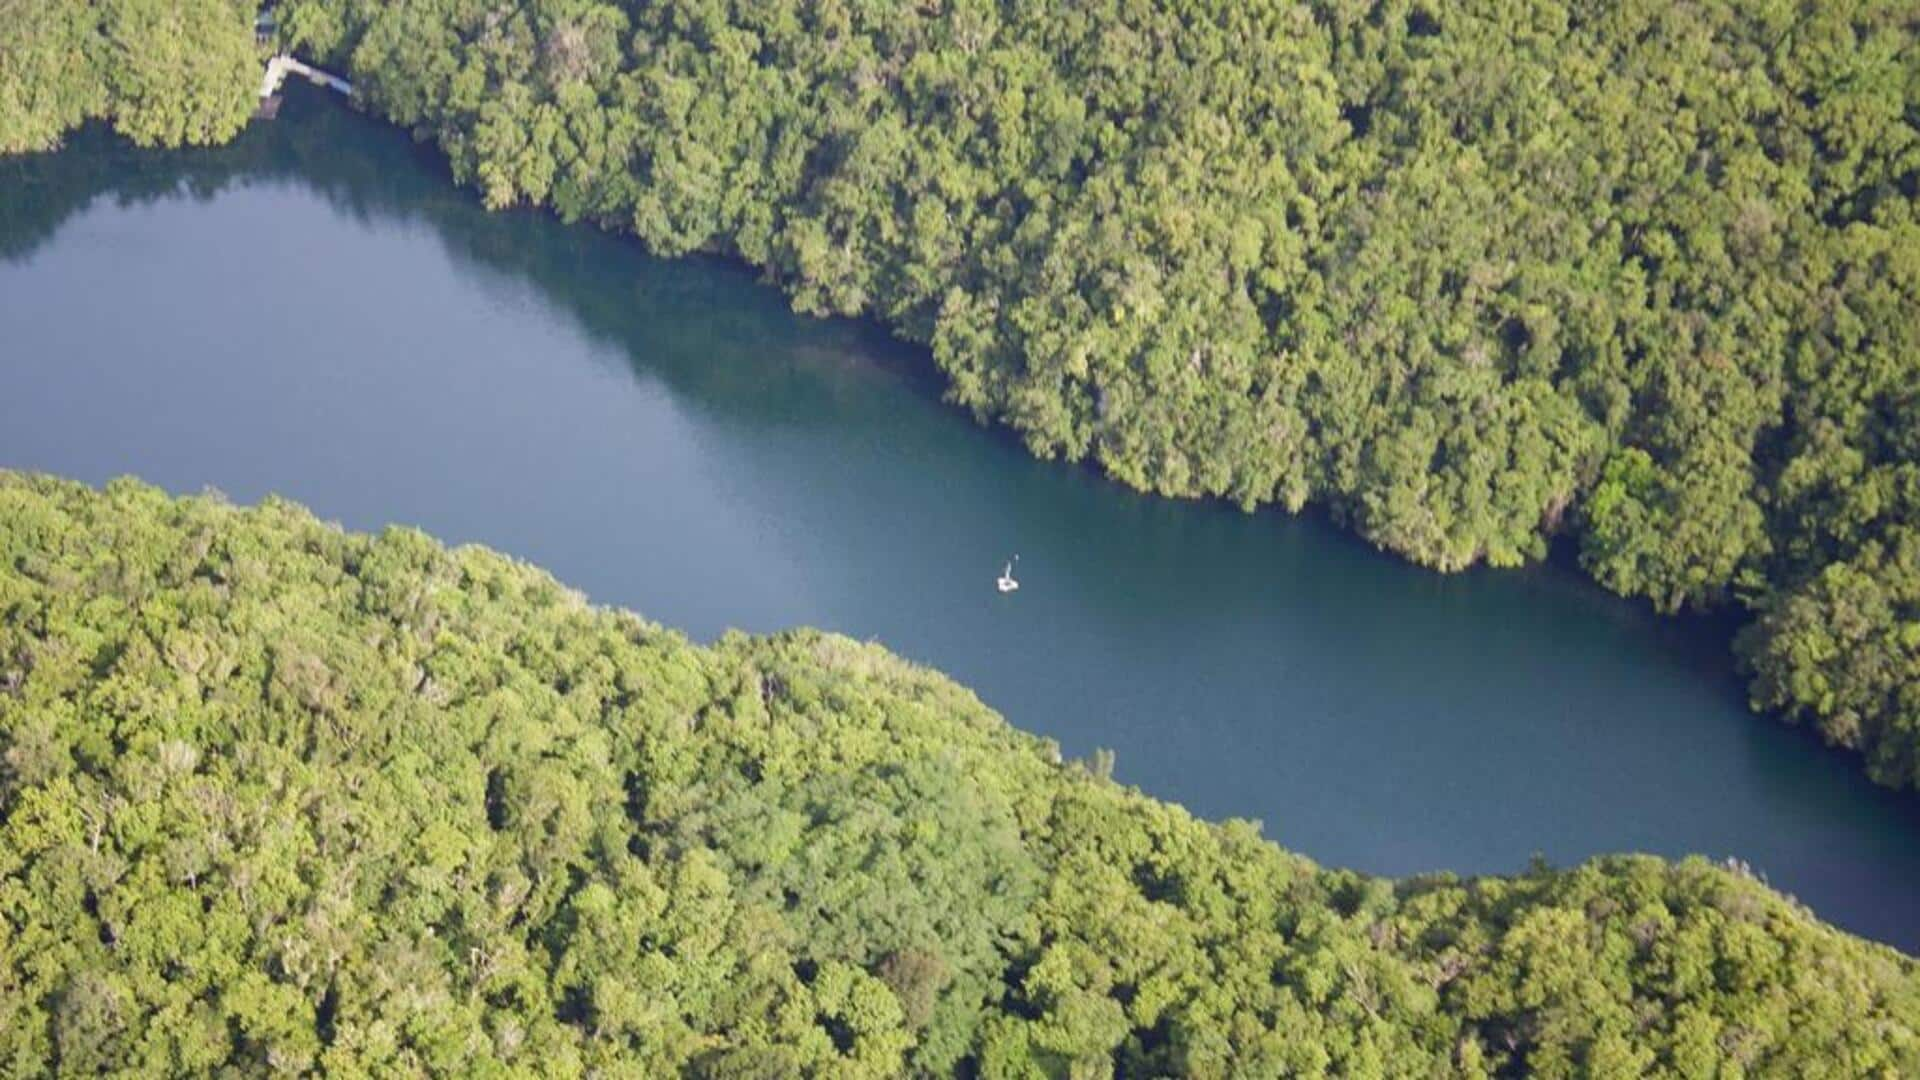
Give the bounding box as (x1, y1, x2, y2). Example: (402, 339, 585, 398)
(4, 4, 1918, 790)
(0, 470, 1914, 1076)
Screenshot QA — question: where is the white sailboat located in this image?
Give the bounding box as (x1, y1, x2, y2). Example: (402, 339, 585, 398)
(996, 556, 1020, 593)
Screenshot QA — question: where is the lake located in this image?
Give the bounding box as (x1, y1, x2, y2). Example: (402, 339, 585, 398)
(5, 87, 1917, 951)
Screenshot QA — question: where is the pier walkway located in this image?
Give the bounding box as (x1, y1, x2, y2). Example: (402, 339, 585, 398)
(260, 55, 352, 100)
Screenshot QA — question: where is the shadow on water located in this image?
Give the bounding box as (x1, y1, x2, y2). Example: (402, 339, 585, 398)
(6, 86, 1920, 952)
(0, 99, 1783, 669)
(3, 88, 932, 412)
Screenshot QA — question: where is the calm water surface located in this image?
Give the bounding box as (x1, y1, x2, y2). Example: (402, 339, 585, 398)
(5, 90, 1918, 950)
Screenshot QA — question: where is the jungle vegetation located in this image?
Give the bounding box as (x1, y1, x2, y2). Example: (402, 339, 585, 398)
(291, 0, 1918, 795)
(3, 6, 1918, 793)
(2, 471, 1918, 1076)
(0, 0, 259, 154)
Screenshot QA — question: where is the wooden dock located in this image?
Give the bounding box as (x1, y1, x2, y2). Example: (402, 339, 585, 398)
(258, 55, 352, 105)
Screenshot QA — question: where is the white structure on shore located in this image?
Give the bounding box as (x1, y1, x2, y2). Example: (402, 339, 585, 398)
(260, 55, 352, 100)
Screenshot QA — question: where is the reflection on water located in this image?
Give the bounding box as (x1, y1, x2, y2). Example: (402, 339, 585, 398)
(4, 87, 1919, 952)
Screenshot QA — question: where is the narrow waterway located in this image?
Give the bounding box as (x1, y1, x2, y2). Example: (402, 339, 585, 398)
(5, 88, 1917, 950)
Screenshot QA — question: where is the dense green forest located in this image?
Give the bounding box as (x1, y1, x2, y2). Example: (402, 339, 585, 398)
(0, 0, 258, 153)
(289, 0, 1917, 795)
(3, 9, 1918, 786)
(0, 471, 1916, 1076)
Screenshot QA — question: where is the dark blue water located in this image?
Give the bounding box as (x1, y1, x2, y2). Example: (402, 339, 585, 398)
(5, 89, 1917, 950)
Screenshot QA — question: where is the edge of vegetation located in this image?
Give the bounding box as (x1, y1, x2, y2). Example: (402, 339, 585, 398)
(2, 469, 1917, 1075)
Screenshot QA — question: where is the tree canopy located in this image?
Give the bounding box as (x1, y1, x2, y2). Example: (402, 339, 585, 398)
(0, 0, 257, 154)
(2, 471, 1918, 1076)
(3, 3, 1917, 791)
(261, 0, 1917, 793)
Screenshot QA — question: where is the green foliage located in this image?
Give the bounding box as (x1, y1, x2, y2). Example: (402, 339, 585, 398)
(1740, 529, 1920, 790)
(5, 0, 1919, 789)
(0, 0, 256, 155)
(97, 0, 260, 149)
(257, 0, 1920, 791)
(0, 1, 103, 155)
(2, 472, 1918, 1075)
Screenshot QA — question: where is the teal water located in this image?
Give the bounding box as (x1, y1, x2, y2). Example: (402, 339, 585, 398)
(5, 88, 1918, 950)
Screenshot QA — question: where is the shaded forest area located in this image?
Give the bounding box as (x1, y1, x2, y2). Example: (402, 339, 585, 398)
(2, 472, 1917, 1075)
(4, 7, 1918, 776)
